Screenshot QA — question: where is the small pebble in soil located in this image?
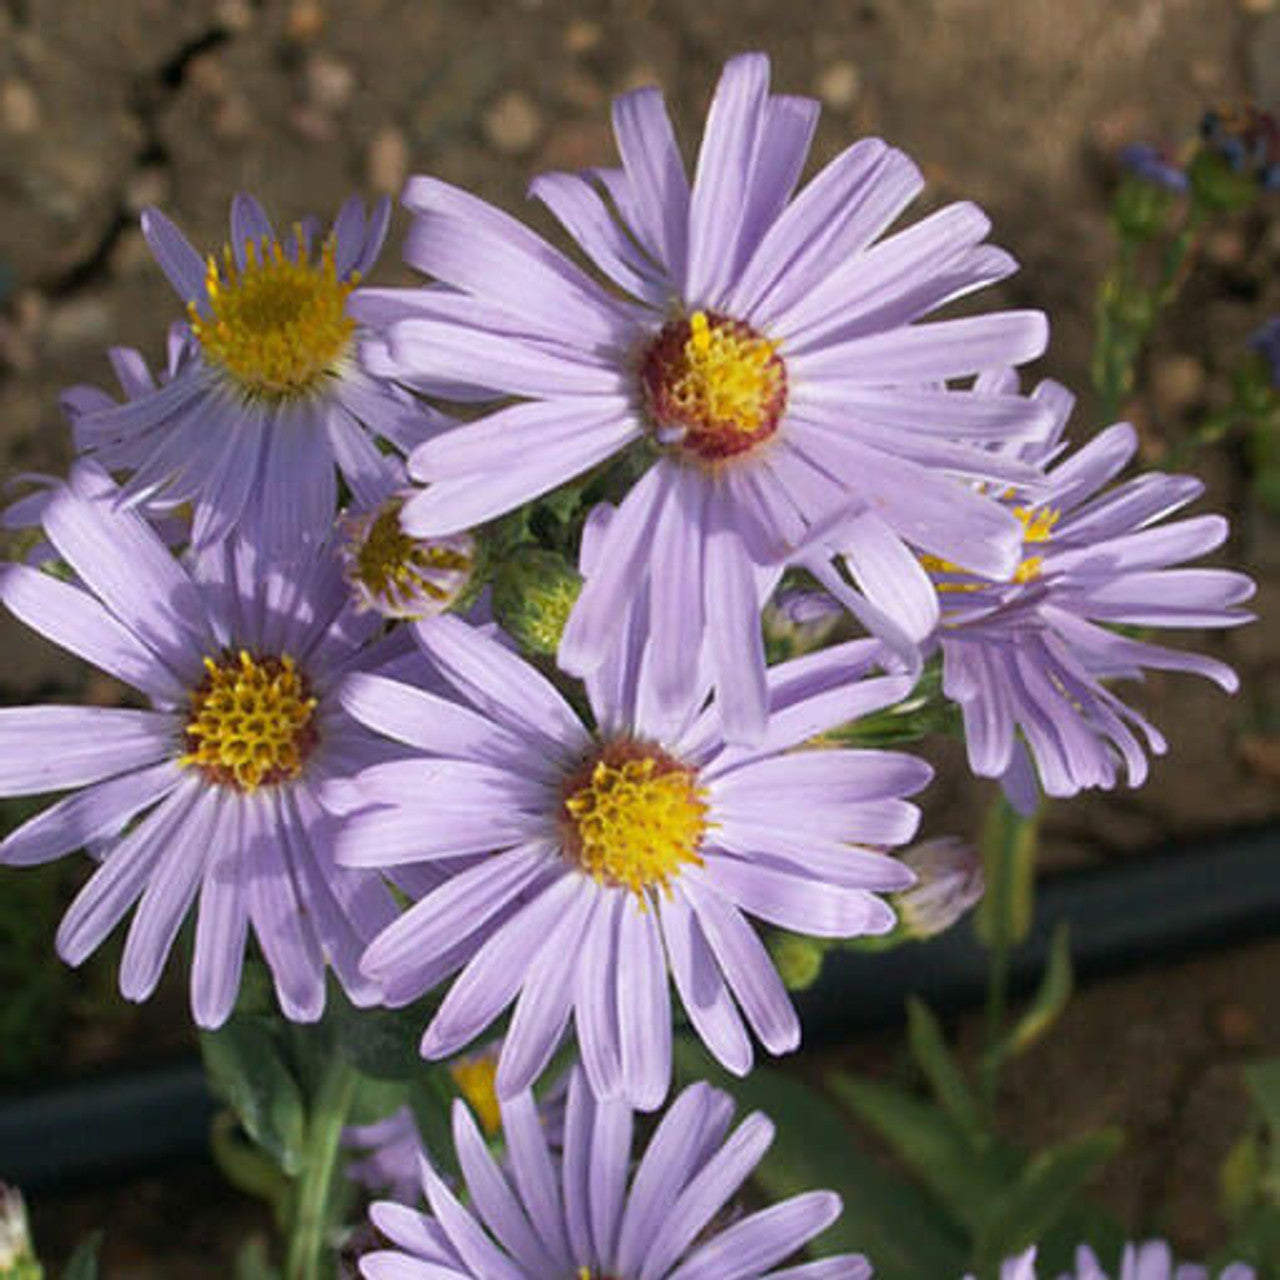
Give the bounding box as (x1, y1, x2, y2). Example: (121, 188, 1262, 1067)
(367, 125, 409, 194)
(307, 53, 356, 113)
(124, 166, 171, 215)
(484, 90, 543, 156)
(0, 78, 40, 135)
(287, 0, 326, 42)
(1150, 353, 1207, 417)
(1210, 1001, 1259, 1047)
(564, 19, 603, 54)
(215, 0, 255, 30)
(816, 61, 861, 110)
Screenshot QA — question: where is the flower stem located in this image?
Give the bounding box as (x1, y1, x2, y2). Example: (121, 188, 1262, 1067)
(284, 1054, 356, 1280)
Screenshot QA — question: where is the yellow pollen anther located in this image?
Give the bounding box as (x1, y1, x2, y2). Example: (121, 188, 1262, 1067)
(675, 311, 779, 434)
(188, 233, 356, 401)
(343, 499, 475, 620)
(921, 505, 1061, 591)
(1014, 505, 1059, 544)
(640, 310, 786, 461)
(181, 651, 317, 792)
(562, 741, 709, 899)
(450, 1054, 502, 1137)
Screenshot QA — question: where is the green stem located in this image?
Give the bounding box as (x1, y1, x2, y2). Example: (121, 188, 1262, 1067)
(284, 1055, 357, 1280)
(980, 837, 1014, 1117)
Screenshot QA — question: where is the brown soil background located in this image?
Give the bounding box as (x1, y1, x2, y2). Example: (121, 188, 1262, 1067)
(1, 0, 1277, 1272)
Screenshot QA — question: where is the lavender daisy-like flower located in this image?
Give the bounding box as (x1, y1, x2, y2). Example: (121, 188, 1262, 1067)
(969, 1242, 1254, 1280)
(820, 373, 1254, 808)
(1247, 316, 1280, 391)
(0, 462, 406, 1026)
(358, 1069, 872, 1280)
(360, 52, 1052, 741)
(346, 1041, 568, 1203)
(4, 336, 193, 560)
(331, 510, 928, 1109)
(72, 193, 440, 552)
(1119, 144, 1189, 193)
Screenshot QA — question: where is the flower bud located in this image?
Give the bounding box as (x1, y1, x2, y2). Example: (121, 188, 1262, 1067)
(891, 837, 984, 939)
(763, 587, 842, 658)
(339, 497, 477, 620)
(0, 1186, 40, 1280)
(767, 931, 826, 991)
(492, 547, 582, 656)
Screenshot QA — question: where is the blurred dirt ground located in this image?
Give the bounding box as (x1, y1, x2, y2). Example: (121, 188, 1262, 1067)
(1, 0, 1278, 1271)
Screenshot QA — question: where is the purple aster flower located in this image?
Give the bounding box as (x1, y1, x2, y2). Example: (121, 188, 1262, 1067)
(345, 1041, 569, 1203)
(358, 51, 1052, 742)
(1201, 105, 1280, 189)
(967, 1242, 1254, 1280)
(71, 193, 444, 553)
(1119, 144, 1189, 193)
(0, 461, 411, 1027)
(329, 507, 928, 1110)
(1248, 317, 1280, 391)
(5, 337, 193, 561)
(346, 1108, 426, 1206)
(358, 1069, 873, 1280)
(817, 372, 1254, 809)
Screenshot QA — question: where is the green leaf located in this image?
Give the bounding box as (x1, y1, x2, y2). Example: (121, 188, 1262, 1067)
(976, 797, 1038, 950)
(1222, 1133, 1265, 1221)
(407, 1066, 464, 1181)
(976, 1129, 1122, 1267)
(235, 1236, 281, 1280)
(906, 998, 984, 1141)
(1006, 922, 1073, 1055)
(327, 996, 427, 1082)
(200, 1019, 307, 1176)
(1242, 1059, 1280, 1188)
(347, 1072, 409, 1126)
(826, 1071, 1013, 1237)
(62, 1233, 103, 1280)
(672, 1041, 964, 1279)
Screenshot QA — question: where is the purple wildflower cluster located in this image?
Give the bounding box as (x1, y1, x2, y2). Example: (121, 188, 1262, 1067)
(0, 50, 1256, 1280)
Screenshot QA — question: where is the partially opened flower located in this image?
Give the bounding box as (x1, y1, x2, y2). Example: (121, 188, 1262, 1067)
(5, 336, 193, 560)
(330, 509, 928, 1110)
(359, 51, 1052, 741)
(821, 373, 1254, 808)
(0, 462, 409, 1026)
(968, 1242, 1254, 1280)
(72, 193, 442, 552)
(358, 1070, 873, 1280)
(345, 1040, 568, 1203)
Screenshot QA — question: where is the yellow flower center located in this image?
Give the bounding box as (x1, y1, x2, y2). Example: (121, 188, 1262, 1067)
(1010, 504, 1059, 584)
(640, 310, 786, 462)
(921, 505, 1061, 591)
(189, 234, 356, 401)
(181, 651, 318, 792)
(450, 1054, 502, 1137)
(562, 740, 709, 898)
(343, 499, 475, 619)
